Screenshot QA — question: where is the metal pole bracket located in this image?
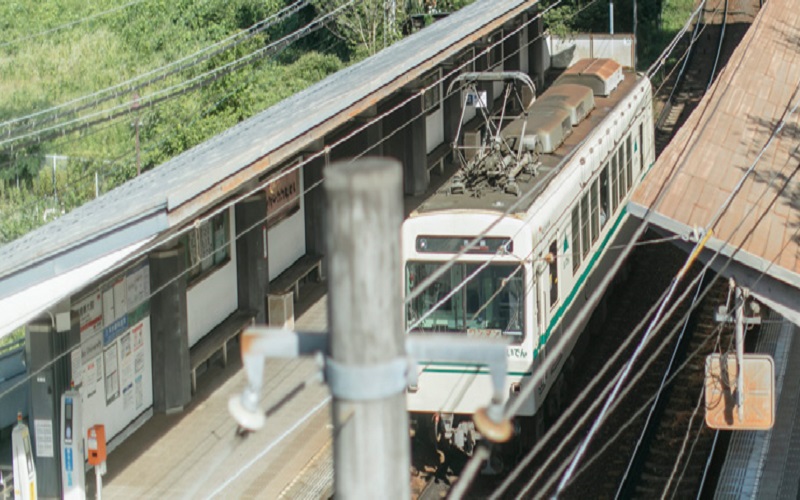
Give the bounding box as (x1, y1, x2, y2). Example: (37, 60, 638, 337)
(325, 358, 409, 401)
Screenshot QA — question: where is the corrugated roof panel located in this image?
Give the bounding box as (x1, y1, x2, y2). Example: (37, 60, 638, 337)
(630, 0, 800, 291)
(0, 0, 538, 291)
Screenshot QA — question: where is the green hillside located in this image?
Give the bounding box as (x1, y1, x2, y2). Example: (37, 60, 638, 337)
(0, 0, 350, 243)
(0, 0, 689, 244)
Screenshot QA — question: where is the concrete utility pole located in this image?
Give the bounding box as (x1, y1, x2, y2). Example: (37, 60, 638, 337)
(324, 158, 409, 499)
(609, 0, 615, 34)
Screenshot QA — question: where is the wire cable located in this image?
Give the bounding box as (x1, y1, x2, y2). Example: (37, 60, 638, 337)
(666, 391, 707, 500)
(615, 267, 707, 497)
(0, 28, 349, 228)
(472, 12, 789, 495)
(0, 0, 560, 403)
(0, 2, 346, 151)
(706, 0, 730, 91)
(0, 0, 310, 132)
(522, 140, 800, 497)
(555, 230, 713, 493)
(546, 86, 800, 495)
(0, 0, 150, 49)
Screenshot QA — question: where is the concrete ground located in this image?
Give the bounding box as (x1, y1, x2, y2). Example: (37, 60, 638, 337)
(93, 282, 333, 499)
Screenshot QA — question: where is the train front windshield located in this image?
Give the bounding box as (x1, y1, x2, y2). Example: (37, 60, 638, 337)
(406, 262, 524, 339)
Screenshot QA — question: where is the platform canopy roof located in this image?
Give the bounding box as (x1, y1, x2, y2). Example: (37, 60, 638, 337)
(0, 0, 542, 339)
(630, 0, 800, 324)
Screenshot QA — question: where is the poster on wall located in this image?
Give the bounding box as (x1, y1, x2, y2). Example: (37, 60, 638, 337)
(75, 258, 154, 443)
(74, 291, 103, 363)
(104, 343, 119, 405)
(102, 275, 128, 346)
(70, 349, 82, 388)
(126, 261, 151, 323)
(83, 356, 99, 398)
(33, 420, 54, 458)
(120, 331, 134, 411)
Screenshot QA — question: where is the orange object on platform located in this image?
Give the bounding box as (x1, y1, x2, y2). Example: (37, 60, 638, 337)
(87, 424, 107, 465)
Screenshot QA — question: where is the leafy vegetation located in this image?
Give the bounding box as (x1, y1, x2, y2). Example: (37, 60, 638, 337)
(0, 0, 693, 245)
(542, 0, 696, 70)
(0, 0, 348, 244)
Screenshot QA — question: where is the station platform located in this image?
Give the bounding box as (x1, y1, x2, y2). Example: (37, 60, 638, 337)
(92, 283, 333, 499)
(714, 311, 800, 498)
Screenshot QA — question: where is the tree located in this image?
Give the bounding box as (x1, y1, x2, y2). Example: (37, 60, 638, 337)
(311, 0, 410, 58)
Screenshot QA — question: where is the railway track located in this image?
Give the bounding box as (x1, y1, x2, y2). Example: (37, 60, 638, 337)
(504, 235, 713, 498)
(655, 0, 761, 154)
(410, 2, 762, 497)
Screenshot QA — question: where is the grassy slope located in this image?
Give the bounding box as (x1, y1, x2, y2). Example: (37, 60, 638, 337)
(0, 0, 345, 243)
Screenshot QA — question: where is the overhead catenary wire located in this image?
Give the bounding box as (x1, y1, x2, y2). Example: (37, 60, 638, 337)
(706, 0, 730, 91)
(456, 4, 779, 495)
(1, 0, 545, 260)
(615, 267, 708, 496)
(0, 1, 345, 152)
(541, 143, 800, 495)
(555, 229, 714, 494)
(502, 117, 800, 499)
(0, 2, 557, 402)
(0, 27, 350, 224)
(0, 0, 657, 404)
(0, 0, 788, 496)
(666, 388, 709, 500)
(5, 0, 558, 226)
(0, 5, 788, 498)
(0, 0, 310, 134)
(0, 0, 730, 415)
(505, 103, 800, 498)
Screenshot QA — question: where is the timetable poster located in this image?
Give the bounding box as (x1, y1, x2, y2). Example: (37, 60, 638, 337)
(104, 342, 120, 405)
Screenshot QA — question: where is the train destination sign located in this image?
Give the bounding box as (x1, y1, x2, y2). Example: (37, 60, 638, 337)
(416, 236, 512, 254)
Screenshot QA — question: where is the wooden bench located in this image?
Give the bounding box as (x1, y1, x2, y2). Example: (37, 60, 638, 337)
(189, 310, 254, 394)
(270, 254, 323, 301)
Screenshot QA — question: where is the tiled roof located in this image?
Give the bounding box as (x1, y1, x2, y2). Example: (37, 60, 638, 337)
(631, 0, 800, 285)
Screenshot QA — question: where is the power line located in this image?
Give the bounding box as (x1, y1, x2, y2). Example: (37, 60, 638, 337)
(0, 2, 339, 152)
(0, 0, 310, 137)
(615, 267, 708, 495)
(504, 105, 800, 498)
(456, 1, 778, 494)
(556, 84, 800, 494)
(0, 0, 150, 49)
(559, 248, 786, 494)
(0, 0, 550, 403)
(0, 21, 351, 239)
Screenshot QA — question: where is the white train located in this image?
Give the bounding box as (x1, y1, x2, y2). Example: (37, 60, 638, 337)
(402, 59, 655, 463)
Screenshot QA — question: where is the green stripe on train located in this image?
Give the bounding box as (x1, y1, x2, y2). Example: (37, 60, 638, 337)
(420, 367, 533, 377)
(419, 204, 630, 375)
(538, 204, 629, 350)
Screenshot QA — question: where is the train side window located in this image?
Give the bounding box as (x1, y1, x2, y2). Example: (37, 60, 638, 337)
(611, 154, 619, 213)
(580, 193, 590, 259)
(600, 166, 610, 228)
(626, 134, 633, 191)
(591, 179, 600, 243)
(549, 240, 558, 307)
(639, 122, 645, 173)
(571, 207, 581, 274)
(616, 149, 625, 204)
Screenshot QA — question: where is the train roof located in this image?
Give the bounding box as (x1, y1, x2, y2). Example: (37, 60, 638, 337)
(413, 70, 645, 216)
